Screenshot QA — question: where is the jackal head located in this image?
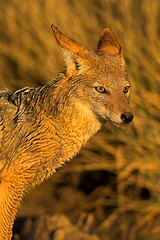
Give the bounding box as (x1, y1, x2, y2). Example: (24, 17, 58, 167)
(51, 25, 133, 126)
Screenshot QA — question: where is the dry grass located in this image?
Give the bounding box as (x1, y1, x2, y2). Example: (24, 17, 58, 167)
(0, 0, 160, 239)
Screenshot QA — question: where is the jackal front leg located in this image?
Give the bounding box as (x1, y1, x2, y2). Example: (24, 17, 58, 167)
(0, 175, 27, 240)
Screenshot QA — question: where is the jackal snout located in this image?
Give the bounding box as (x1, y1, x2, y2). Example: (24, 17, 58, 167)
(121, 112, 133, 124)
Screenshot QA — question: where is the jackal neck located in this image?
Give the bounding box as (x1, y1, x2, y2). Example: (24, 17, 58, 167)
(3, 75, 101, 184)
(30, 91, 101, 184)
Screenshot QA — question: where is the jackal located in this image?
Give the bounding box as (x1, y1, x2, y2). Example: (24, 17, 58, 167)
(0, 25, 133, 239)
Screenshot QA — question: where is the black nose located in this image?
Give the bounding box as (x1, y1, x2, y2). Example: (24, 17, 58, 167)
(121, 112, 133, 124)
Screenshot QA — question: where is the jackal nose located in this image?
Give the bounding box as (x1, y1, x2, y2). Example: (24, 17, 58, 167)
(121, 112, 133, 124)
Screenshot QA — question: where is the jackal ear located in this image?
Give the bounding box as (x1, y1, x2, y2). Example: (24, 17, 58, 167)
(51, 24, 90, 72)
(61, 49, 87, 72)
(97, 28, 121, 55)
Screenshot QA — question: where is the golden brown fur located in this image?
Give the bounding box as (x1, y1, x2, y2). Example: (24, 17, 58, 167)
(0, 25, 133, 239)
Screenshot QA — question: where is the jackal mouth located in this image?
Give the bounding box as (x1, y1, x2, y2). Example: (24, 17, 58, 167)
(111, 121, 131, 128)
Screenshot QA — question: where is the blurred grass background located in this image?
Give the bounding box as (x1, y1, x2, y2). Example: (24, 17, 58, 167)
(0, 0, 160, 239)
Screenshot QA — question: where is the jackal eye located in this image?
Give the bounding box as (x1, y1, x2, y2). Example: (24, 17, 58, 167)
(95, 86, 106, 93)
(123, 86, 130, 94)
